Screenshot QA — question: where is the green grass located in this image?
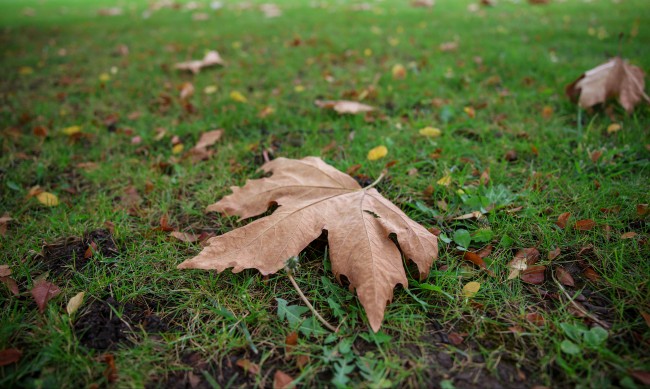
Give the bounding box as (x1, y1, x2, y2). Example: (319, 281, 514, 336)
(1, 0, 649, 387)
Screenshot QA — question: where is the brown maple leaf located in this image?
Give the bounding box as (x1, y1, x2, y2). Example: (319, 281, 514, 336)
(566, 57, 649, 113)
(178, 157, 438, 331)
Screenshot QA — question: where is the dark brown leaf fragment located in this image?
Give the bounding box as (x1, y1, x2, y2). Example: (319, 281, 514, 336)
(30, 278, 61, 313)
(521, 265, 545, 284)
(555, 266, 575, 287)
(575, 219, 596, 231)
(0, 349, 22, 366)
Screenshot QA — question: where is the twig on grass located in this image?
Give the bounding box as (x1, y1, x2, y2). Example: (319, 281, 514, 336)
(552, 272, 610, 329)
(285, 268, 338, 333)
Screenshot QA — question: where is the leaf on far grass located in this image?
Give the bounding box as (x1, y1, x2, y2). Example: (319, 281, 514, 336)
(314, 100, 375, 114)
(66, 292, 85, 315)
(0, 349, 22, 367)
(273, 370, 295, 389)
(555, 266, 575, 287)
(285, 332, 298, 355)
(178, 157, 438, 332)
(548, 247, 561, 260)
(36, 192, 59, 207)
(521, 265, 546, 284)
(367, 145, 388, 161)
(507, 248, 540, 280)
(575, 219, 596, 231)
(0, 264, 10, 277)
(30, 278, 61, 313)
(170, 231, 201, 243)
(462, 281, 480, 298)
(556, 212, 571, 229)
(566, 57, 649, 113)
(175, 50, 225, 74)
(462, 252, 494, 276)
(236, 359, 260, 375)
(0, 276, 19, 296)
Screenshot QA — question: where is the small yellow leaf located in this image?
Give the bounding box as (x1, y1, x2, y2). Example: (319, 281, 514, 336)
(436, 174, 451, 187)
(62, 125, 81, 135)
(99, 73, 111, 82)
(294, 85, 305, 93)
(364, 48, 372, 57)
(204, 85, 218, 94)
(419, 127, 441, 138)
(172, 144, 184, 154)
(230, 91, 248, 103)
(392, 64, 406, 79)
(607, 123, 621, 134)
(19, 66, 34, 75)
(462, 281, 480, 298)
(36, 192, 59, 207)
(388, 38, 399, 47)
(464, 106, 476, 119)
(66, 292, 85, 315)
(367, 145, 388, 161)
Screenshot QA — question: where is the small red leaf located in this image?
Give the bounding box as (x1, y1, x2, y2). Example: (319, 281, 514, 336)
(1, 277, 19, 296)
(583, 267, 601, 282)
(521, 265, 545, 284)
(30, 278, 61, 313)
(630, 371, 650, 386)
(84, 241, 98, 259)
(548, 247, 561, 260)
(525, 312, 545, 326)
(477, 244, 493, 258)
(273, 370, 295, 389)
(0, 349, 22, 366)
(575, 219, 596, 231)
(448, 332, 464, 345)
(513, 248, 540, 265)
(555, 266, 575, 287)
(556, 212, 571, 229)
(462, 251, 494, 276)
(285, 332, 298, 355)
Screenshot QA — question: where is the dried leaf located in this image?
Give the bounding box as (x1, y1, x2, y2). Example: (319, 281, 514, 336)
(637, 204, 649, 217)
(103, 354, 118, 383)
(36, 192, 59, 207)
(575, 219, 596, 231)
(285, 332, 298, 355)
(193, 129, 223, 151)
(178, 157, 437, 332)
(525, 312, 545, 326)
(583, 267, 600, 282)
(630, 371, 650, 386)
(273, 370, 294, 389)
(392, 64, 406, 79)
(521, 265, 545, 284)
(236, 359, 260, 375)
(230, 91, 248, 103)
(640, 311, 650, 328)
(315, 100, 375, 114)
(0, 264, 10, 277)
(0, 349, 22, 367)
(548, 247, 561, 260)
(367, 146, 388, 161)
(448, 332, 464, 345)
(66, 292, 85, 315)
(556, 212, 571, 229)
(170, 232, 201, 243)
(175, 50, 225, 74)
(419, 127, 442, 138)
(180, 82, 195, 100)
(30, 278, 61, 313)
(566, 57, 649, 113)
(0, 277, 19, 296)
(462, 281, 480, 298)
(462, 252, 494, 276)
(621, 232, 637, 239)
(555, 266, 575, 287)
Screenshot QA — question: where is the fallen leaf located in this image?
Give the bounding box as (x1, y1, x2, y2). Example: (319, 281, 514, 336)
(548, 247, 561, 260)
(0, 276, 19, 296)
(103, 354, 118, 383)
(583, 267, 600, 282)
(0, 349, 22, 367)
(180, 82, 195, 100)
(36, 192, 59, 207)
(367, 145, 388, 161)
(84, 241, 98, 259)
(0, 265, 10, 277)
(566, 57, 649, 113)
(33, 125, 48, 137)
(621, 232, 637, 239)
(504, 150, 517, 162)
(175, 50, 225, 74)
(315, 100, 375, 114)
(555, 266, 575, 287)
(630, 371, 650, 386)
(296, 354, 310, 369)
(230, 90, 248, 103)
(607, 123, 621, 134)
(236, 359, 260, 375)
(411, 0, 434, 7)
(260, 3, 282, 18)
(462, 281, 480, 298)
(439, 41, 458, 52)
(521, 265, 546, 284)
(419, 127, 442, 138)
(62, 125, 81, 135)
(172, 144, 184, 154)
(575, 219, 596, 231)
(436, 174, 451, 187)
(193, 129, 223, 151)
(285, 332, 298, 355)
(170, 232, 201, 243)
(637, 204, 648, 217)
(273, 370, 294, 389)
(204, 85, 218, 94)
(462, 252, 494, 276)
(640, 311, 650, 328)
(30, 278, 61, 313)
(525, 312, 545, 326)
(392, 64, 406, 79)
(66, 292, 85, 315)
(448, 332, 464, 345)
(177, 157, 437, 332)
(556, 212, 571, 229)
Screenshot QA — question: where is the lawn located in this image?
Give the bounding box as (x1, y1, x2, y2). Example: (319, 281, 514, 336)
(1, 0, 649, 387)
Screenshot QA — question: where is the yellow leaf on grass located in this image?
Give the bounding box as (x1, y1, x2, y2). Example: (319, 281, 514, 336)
(172, 144, 184, 154)
(419, 127, 441, 138)
(462, 281, 480, 298)
(464, 106, 476, 118)
(36, 192, 59, 207)
(204, 85, 218, 94)
(66, 292, 85, 315)
(436, 175, 451, 187)
(99, 73, 111, 82)
(230, 91, 248, 103)
(62, 126, 81, 135)
(367, 145, 388, 161)
(392, 64, 406, 80)
(294, 85, 305, 93)
(607, 123, 621, 134)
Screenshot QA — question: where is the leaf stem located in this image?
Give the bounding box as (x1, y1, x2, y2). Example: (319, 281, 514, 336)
(364, 169, 387, 190)
(285, 268, 338, 333)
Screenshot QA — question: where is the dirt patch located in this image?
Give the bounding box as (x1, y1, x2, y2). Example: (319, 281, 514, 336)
(74, 296, 172, 351)
(41, 229, 119, 275)
(146, 352, 256, 389)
